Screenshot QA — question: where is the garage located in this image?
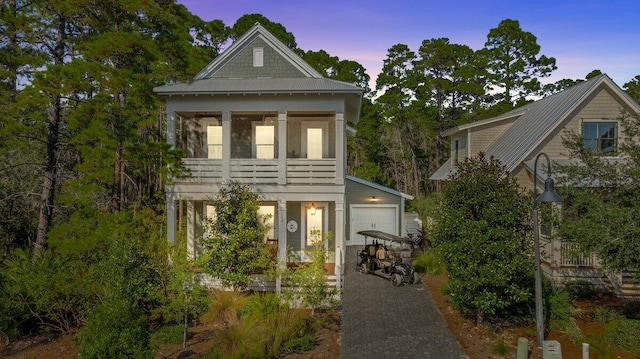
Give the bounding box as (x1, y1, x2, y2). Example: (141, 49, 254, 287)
(349, 205, 399, 246)
(345, 176, 414, 247)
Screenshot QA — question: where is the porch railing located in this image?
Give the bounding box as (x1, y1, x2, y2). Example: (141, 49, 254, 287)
(541, 237, 600, 268)
(180, 158, 337, 184)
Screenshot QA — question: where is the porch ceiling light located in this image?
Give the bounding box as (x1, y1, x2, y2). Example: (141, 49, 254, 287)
(310, 203, 316, 215)
(532, 152, 563, 348)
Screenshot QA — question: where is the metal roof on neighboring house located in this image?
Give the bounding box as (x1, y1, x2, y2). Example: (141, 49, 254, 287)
(431, 74, 640, 181)
(484, 75, 613, 171)
(428, 158, 454, 181)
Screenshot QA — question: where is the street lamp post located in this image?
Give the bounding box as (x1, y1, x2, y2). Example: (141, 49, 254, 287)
(533, 153, 563, 348)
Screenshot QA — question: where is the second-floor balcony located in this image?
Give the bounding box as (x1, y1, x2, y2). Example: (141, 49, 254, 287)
(181, 158, 337, 184)
(173, 111, 342, 185)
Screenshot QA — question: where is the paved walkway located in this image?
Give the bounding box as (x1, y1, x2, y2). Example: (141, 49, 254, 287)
(340, 246, 468, 359)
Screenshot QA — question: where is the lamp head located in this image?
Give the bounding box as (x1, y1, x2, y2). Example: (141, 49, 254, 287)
(535, 176, 563, 203)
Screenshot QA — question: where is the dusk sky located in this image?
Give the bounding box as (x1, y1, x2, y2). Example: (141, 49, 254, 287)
(178, 1, 640, 90)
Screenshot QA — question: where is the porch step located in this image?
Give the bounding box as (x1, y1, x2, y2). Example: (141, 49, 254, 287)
(620, 271, 640, 298)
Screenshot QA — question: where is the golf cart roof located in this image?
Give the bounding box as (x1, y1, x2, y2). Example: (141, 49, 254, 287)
(357, 230, 412, 243)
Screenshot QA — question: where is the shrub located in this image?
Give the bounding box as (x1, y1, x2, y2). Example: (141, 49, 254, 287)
(412, 249, 446, 274)
(434, 153, 533, 324)
(200, 290, 247, 327)
(151, 324, 185, 346)
(545, 285, 583, 342)
(564, 279, 600, 300)
(209, 297, 314, 358)
(284, 334, 318, 353)
(281, 232, 338, 314)
(2, 249, 93, 334)
(199, 182, 274, 290)
(78, 297, 152, 359)
(490, 339, 509, 356)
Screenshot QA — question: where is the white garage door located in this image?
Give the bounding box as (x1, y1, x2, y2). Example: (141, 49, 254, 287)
(349, 205, 399, 246)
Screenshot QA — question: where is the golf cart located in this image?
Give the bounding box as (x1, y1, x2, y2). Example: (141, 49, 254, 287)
(357, 230, 421, 287)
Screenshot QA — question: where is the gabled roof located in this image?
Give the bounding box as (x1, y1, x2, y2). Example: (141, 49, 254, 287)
(486, 74, 640, 171)
(435, 74, 640, 178)
(154, 23, 363, 96)
(346, 175, 414, 200)
(194, 23, 322, 80)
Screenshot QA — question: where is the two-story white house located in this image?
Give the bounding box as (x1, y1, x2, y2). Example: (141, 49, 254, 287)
(154, 24, 413, 291)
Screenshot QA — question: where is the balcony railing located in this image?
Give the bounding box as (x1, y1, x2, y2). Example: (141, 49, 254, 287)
(180, 158, 337, 184)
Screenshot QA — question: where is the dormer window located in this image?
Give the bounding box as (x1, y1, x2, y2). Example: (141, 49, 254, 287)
(253, 47, 264, 67)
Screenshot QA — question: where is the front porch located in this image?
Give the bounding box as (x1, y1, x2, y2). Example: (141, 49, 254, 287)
(170, 197, 346, 291)
(541, 238, 640, 298)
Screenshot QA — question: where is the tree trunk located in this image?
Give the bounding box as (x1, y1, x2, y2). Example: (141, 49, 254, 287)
(35, 99, 61, 253)
(34, 13, 66, 255)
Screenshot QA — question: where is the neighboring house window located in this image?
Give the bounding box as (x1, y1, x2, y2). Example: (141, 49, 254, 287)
(206, 125, 222, 159)
(583, 122, 617, 155)
(301, 121, 329, 159)
(254, 125, 275, 159)
(253, 47, 264, 67)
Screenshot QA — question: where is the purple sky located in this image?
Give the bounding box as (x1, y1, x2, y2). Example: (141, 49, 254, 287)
(179, 0, 640, 90)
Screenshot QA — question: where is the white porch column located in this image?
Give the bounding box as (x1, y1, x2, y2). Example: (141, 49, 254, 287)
(166, 190, 176, 244)
(186, 201, 196, 260)
(334, 199, 345, 289)
(335, 113, 345, 185)
(276, 200, 288, 293)
(166, 104, 176, 148)
(278, 113, 287, 185)
(222, 110, 231, 182)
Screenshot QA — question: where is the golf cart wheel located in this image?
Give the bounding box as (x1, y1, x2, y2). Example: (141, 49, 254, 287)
(410, 272, 421, 284)
(391, 273, 403, 287)
(359, 262, 369, 274)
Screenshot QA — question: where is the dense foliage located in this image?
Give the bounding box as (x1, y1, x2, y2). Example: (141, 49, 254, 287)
(556, 112, 640, 272)
(434, 153, 533, 324)
(2, 0, 640, 353)
(200, 182, 275, 290)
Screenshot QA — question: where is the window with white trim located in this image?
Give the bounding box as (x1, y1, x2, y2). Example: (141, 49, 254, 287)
(254, 125, 275, 159)
(583, 121, 617, 155)
(206, 125, 222, 159)
(301, 121, 328, 159)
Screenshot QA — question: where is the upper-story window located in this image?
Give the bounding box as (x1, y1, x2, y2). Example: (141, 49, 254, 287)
(231, 113, 278, 159)
(254, 125, 275, 159)
(206, 125, 222, 159)
(583, 121, 617, 155)
(253, 47, 264, 67)
(301, 121, 329, 159)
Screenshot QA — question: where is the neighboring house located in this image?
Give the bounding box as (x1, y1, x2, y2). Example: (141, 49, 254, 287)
(430, 74, 640, 297)
(154, 23, 413, 291)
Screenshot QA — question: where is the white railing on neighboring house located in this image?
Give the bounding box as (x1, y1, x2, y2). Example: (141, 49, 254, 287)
(541, 238, 600, 268)
(180, 158, 337, 184)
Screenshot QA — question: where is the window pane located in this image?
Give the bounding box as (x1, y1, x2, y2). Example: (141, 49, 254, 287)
(307, 128, 323, 159)
(206, 126, 222, 159)
(256, 125, 274, 159)
(582, 122, 617, 155)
